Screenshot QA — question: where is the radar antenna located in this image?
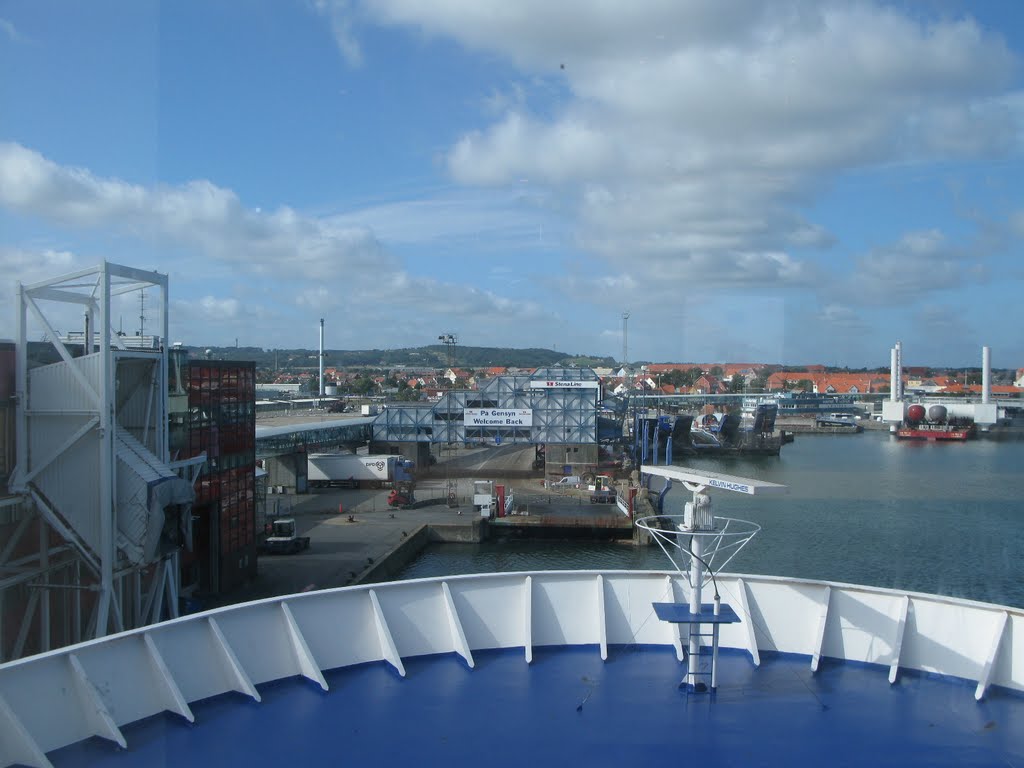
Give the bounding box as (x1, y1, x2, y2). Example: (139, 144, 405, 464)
(635, 465, 787, 692)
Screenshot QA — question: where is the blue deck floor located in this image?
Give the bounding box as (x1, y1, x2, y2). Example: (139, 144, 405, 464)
(51, 646, 1024, 767)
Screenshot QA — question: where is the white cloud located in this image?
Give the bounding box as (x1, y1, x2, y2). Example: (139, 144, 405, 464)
(913, 101, 1019, 158)
(553, 272, 639, 306)
(0, 142, 394, 282)
(296, 286, 337, 312)
(360, 1, 1019, 286)
(482, 82, 527, 117)
(0, 143, 571, 350)
(849, 230, 980, 302)
(0, 246, 78, 284)
(915, 303, 969, 335)
(365, 1, 780, 66)
(0, 18, 19, 41)
(196, 296, 241, 320)
(166, 295, 274, 347)
(0, 247, 83, 339)
(324, 188, 560, 250)
(312, 0, 363, 66)
(449, 113, 614, 185)
(908, 303, 981, 364)
(816, 303, 866, 331)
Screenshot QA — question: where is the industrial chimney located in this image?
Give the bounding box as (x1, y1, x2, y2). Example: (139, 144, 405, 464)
(319, 318, 325, 398)
(890, 341, 903, 403)
(982, 346, 991, 405)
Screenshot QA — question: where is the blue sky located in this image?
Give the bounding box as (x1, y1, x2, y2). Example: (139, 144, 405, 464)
(1, 1, 1022, 369)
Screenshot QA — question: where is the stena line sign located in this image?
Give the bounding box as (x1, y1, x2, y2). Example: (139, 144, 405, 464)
(528, 380, 600, 389)
(464, 408, 533, 427)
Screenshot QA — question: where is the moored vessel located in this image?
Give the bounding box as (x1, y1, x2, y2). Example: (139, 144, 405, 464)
(896, 404, 975, 441)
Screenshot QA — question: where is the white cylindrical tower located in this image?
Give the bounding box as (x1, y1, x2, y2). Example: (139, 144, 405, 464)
(896, 341, 903, 400)
(319, 318, 325, 398)
(982, 346, 991, 404)
(889, 347, 898, 402)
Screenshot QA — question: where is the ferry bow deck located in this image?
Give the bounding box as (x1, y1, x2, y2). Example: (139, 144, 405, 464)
(2, 571, 1023, 767)
(51, 648, 1024, 767)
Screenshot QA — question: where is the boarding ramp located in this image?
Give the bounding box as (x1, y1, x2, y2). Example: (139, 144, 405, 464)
(256, 417, 375, 458)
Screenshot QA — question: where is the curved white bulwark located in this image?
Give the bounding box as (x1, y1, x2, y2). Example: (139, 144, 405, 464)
(1, 571, 1021, 767)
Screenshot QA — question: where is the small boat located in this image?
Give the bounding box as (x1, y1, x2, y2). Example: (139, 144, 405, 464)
(815, 413, 858, 428)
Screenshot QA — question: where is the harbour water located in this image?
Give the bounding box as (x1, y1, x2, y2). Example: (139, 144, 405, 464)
(398, 431, 1024, 608)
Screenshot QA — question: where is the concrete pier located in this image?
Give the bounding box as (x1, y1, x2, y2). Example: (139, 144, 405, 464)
(207, 480, 483, 608)
(203, 477, 639, 610)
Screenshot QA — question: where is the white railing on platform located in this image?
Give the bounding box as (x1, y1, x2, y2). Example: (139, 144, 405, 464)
(1, 571, 1021, 767)
(615, 496, 630, 517)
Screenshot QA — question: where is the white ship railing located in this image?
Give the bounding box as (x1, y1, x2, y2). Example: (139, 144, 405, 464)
(1, 571, 1021, 767)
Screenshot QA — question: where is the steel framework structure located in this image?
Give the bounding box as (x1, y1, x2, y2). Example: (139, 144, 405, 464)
(5, 262, 200, 659)
(373, 368, 601, 445)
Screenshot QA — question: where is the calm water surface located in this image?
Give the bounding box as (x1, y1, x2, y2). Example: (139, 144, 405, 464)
(398, 432, 1024, 607)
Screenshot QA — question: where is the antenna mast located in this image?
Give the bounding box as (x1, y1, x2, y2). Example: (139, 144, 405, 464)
(138, 289, 147, 337)
(622, 310, 630, 369)
(636, 465, 787, 692)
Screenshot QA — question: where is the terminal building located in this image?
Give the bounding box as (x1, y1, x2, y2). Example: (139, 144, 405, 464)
(254, 368, 614, 493)
(371, 368, 606, 477)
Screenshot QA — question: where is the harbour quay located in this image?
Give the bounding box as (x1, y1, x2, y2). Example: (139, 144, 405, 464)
(219, 475, 635, 605)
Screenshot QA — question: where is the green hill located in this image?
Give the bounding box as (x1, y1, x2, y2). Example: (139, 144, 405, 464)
(183, 344, 615, 370)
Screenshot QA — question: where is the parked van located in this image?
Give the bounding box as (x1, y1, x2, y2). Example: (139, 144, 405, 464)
(551, 476, 581, 488)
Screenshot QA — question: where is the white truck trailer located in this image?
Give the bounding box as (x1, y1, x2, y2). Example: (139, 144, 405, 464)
(307, 453, 413, 489)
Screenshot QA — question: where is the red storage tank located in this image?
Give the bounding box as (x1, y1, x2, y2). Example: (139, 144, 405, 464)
(906, 404, 926, 422)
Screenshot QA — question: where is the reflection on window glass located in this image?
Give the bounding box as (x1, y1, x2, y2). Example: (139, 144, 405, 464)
(2, 4, 1023, 763)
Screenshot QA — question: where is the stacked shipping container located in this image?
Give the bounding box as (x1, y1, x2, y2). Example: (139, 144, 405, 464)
(0, 341, 14, 490)
(186, 361, 257, 594)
